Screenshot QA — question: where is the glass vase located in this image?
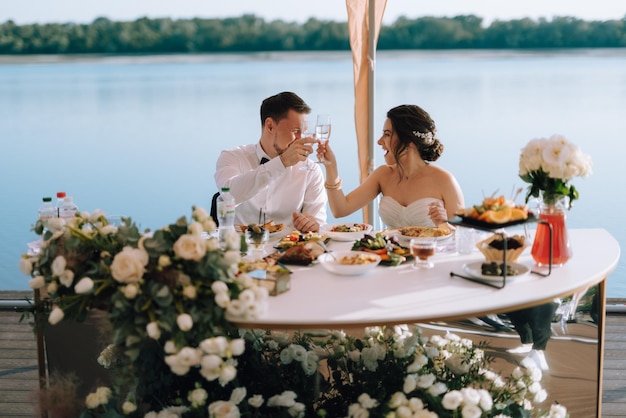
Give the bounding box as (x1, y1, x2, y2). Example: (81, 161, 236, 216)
(531, 196, 572, 267)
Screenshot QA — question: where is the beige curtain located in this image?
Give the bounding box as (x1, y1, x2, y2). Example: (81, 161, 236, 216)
(346, 0, 387, 224)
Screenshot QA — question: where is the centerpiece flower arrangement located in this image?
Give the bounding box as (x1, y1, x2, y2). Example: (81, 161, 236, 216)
(518, 134, 592, 208)
(20, 208, 568, 418)
(518, 134, 592, 266)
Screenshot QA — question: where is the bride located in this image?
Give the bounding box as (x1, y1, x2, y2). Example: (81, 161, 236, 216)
(319, 104, 464, 228)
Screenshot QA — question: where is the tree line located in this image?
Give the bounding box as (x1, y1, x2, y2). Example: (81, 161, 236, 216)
(1, 14, 625, 54)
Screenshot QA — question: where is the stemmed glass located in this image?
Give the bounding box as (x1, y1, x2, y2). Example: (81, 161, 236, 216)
(410, 237, 436, 269)
(299, 117, 315, 171)
(315, 114, 331, 164)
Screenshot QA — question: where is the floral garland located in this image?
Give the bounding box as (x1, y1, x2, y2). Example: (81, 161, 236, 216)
(20, 209, 568, 417)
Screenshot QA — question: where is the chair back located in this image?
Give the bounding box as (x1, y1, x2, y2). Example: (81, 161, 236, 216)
(210, 192, 220, 227)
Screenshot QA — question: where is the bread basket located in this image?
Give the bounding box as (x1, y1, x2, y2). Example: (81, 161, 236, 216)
(476, 234, 527, 263)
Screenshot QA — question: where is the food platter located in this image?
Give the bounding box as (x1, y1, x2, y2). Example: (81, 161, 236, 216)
(274, 231, 327, 250)
(317, 251, 381, 276)
(321, 223, 373, 242)
(462, 261, 530, 282)
(449, 214, 537, 230)
(384, 226, 453, 245)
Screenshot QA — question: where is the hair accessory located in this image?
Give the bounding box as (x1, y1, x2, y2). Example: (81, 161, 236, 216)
(412, 130, 435, 144)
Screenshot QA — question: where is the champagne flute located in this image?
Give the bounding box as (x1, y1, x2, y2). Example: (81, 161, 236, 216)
(410, 237, 436, 269)
(299, 117, 315, 171)
(315, 114, 331, 164)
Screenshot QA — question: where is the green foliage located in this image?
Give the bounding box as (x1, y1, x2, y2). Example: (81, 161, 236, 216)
(1, 14, 625, 54)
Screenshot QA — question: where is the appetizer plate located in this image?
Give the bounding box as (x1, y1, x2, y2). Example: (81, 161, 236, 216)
(318, 250, 381, 276)
(321, 223, 374, 242)
(384, 226, 453, 245)
(462, 261, 531, 282)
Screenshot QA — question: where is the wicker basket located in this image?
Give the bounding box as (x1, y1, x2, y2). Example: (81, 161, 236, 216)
(477, 234, 527, 263)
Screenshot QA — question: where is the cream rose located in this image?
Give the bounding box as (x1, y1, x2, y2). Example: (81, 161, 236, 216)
(173, 234, 206, 261)
(111, 246, 148, 284)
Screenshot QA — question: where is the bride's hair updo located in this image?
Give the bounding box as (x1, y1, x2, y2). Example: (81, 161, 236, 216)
(387, 104, 444, 163)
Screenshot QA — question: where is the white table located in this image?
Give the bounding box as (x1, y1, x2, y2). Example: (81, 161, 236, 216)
(233, 228, 619, 329)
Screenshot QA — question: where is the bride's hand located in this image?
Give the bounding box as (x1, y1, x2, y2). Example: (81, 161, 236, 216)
(428, 202, 448, 227)
(318, 141, 336, 165)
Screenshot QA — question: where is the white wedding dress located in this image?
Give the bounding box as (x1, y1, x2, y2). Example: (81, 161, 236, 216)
(378, 196, 442, 228)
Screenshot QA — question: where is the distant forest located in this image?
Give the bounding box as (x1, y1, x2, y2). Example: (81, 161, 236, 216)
(1, 14, 625, 54)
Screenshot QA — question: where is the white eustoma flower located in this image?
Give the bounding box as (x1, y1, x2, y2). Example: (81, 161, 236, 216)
(301, 351, 319, 376)
(100, 225, 117, 235)
(122, 401, 137, 414)
(28, 275, 45, 289)
(48, 306, 64, 325)
(176, 313, 193, 331)
(189, 221, 203, 236)
(388, 392, 408, 409)
(230, 387, 246, 404)
(416, 373, 436, 389)
(478, 389, 493, 410)
(215, 292, 231, 308)
(248, 394, 264, 408)
(533, 389, 548, 403)
(74, 277, 94, 294)
(395, 405, 412, 418)
(188, 388, 208, 407)
(182, 285, 197, 299)
(267, 390, 297, 407)
(407, 354, 429, 373)
(200, 336, 228, 356)
(461, 387, 481, 406)
(146, 322, 161, 340)
(427, 382, 448, 397)
(51, 255, 67, 276)
(403, 374, 417, 393)
(288, 402, 305, 418)
(18, 258, 32, 276)
(59, 269, 74, 287)
(407, 397, 425, 412)
(173, 233, 207, 261)
(46, 281, 58, 294)
(549, 403, 568, 418)
(219, 363, 237, 386)
(200, 354, 222, 381)
(226, 300, 245, 317)
(229, 339, 245, 356)
(289, 344, 307, 362)
(280, 347, 294, 364)
(237, 288, 255, 306)
(122, 283, 140, 299)
(212, 281, 229, 294)
(441, 390, 463, 410)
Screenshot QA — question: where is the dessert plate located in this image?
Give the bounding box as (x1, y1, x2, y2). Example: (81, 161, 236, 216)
(462, 261, 530, 282)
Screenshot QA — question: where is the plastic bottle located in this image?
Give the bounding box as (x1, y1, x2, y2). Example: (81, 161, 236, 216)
(216, 187, 236, 249)
(55, 191, 66, 217)
(38, 197, 56, 232)
(59, 195, 79, 221)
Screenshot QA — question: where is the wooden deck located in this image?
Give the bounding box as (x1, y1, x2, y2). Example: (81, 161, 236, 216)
(1, 291, 625, 417)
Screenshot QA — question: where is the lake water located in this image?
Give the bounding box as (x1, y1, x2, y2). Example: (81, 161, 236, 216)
(1, 49, 624, 296)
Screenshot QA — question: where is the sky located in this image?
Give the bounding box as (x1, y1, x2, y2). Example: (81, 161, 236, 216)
(1, 0, 625, 25)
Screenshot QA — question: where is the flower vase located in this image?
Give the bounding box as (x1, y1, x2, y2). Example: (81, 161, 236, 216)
(531, 197, 572, 266)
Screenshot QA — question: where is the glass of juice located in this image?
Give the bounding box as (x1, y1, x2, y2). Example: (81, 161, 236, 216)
(410, 237, 436, 269)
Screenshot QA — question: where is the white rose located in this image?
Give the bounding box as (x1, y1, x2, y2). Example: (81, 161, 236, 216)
(51, 255, 67, 276)
(388, 391, 408, 409)
(85, 392, 101, 409)
(205, 238, 219, 251)
(177, 347, 201, 367)
(164, 354, 191, 376)
(248, 394, 264, 408)
(146, 321, 161, 340)
(200, 336, 228, 356)
(395, 406, 412, 418)
(19, 258, 32, 276)
(173, 234, 207, 261)
(208, 400, 240, 418)
(427, 382, 448, 397)
(478, 389, 493, 410)
(48, 306, 64, 325)
(267, 391, 297, 407)
(460, 388, 480, 405)
(549, 404, 568, 418)
(288, 402, 305, 418)
(176, 313, 193, 332)
(74, 277, 94, 294)
(416, 374, 436, 389)
(226, 300, 245, 317)
(111, 246, 148, 284)
(193, 206, 210, 222)
(28, 275, 45, 289)
(301, 351, 319, 376)
(237, 289, 255, 306)
(407, 397, 424, 412)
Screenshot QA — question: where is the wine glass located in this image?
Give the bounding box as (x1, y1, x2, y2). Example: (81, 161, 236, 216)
(315, 114, 331, 164)
(299, 117, 315, 171)
(410, 237, 436, 269)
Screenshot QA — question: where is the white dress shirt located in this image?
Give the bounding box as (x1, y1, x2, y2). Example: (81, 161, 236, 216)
(214, 143, 327, 228)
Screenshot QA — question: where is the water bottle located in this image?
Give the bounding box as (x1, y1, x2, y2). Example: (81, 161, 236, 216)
(59, 195, 79, 222)
(217, 187, 236, 249)
(55, 191, 66, 217)
(38, 197, 56, 233)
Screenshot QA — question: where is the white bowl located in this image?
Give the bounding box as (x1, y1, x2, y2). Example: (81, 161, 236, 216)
(317, 250, 381, 276)
(321, 223, 374, 242)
